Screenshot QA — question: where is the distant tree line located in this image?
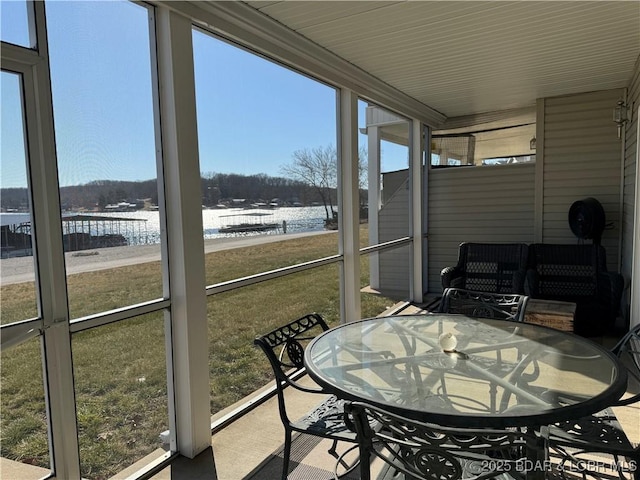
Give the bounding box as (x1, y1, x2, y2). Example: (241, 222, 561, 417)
(2, 144, 367, 215)
(200, 172, 328, 207)
(1, 174, 334, 212)
(78, 180, 159, 210)
(0, 188, 30, 211)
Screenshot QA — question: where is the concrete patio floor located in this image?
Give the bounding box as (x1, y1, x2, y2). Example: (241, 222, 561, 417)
(150, 301, 640, 480)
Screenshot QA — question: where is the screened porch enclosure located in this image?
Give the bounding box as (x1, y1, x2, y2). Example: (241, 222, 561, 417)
(368, 88, 634, 334)
(1, 1, 639, 480)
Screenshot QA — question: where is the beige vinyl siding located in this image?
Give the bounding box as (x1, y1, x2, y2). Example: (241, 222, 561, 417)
(541, 90, 623, 271)
(621, 55, 640, 323)
(377, 178, 410, 298)
(377, 87, 632, 299)
(426, 163, 535, 293)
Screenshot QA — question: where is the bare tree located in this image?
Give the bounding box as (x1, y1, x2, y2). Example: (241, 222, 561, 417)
(281, 145, 337, 220)
(281, 144, 369, 222)
(358, 146, 368, 215)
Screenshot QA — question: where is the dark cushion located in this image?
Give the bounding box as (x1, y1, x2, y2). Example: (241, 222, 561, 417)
(526, 244, 623, 337)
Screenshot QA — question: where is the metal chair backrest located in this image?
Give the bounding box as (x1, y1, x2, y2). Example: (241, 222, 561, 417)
(439, 287, 529, 322)
(254, 312, 328, 379)
(253, 313, 330, 420)
(255, 314, 359, 480)
(344, 401, 535, 480)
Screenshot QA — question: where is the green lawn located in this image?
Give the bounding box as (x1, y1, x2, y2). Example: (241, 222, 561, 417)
(0, 228, 398, 479)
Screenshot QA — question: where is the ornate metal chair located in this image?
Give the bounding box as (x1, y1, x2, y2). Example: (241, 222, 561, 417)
(254, 313, 358, 480)
(438, 287, 529, 322)
(344, 401, 537, 480)
(546, 324, 640, 479)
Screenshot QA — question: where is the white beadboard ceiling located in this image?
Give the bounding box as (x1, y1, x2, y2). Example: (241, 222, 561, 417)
(243, 1, 640, 119)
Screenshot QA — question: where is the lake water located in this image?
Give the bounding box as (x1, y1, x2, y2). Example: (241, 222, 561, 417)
(89, 206, 330, 245)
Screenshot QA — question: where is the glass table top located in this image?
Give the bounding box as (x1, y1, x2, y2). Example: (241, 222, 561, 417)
(305, 314, 627, 428)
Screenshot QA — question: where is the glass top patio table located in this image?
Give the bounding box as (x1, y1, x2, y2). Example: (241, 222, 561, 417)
(305, 314, 627, 428)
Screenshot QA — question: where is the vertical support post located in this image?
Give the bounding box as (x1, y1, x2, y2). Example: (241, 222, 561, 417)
(367, 125, 381, 290)
(338, 89, 361, 323)
(410, 119, 424, 303)
(423, 125, 431, 295)
(617, 90, 628, 276)
(28, 2, 81, 477)
(534, 98, 545, 243)
(631, 105, 640, 329)
(156, 7, 211, 457)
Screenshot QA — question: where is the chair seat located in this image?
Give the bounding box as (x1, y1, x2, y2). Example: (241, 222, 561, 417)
(547, 408, 639, 480)
(548, 407, 635, 450)
(254, 313, 360, 479)
(292, 395, 358, 442)
(376, 458, 521, 480)
(544, 324, 640, 480)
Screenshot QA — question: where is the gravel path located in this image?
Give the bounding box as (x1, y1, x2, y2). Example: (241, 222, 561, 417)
(0, 230, 336, 285)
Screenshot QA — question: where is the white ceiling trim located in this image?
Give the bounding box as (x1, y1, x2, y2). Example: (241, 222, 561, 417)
(246, 1, 640, 118)
(160, 1, 446, 126)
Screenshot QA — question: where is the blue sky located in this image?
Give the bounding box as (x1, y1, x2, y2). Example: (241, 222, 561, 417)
(1, 0, 408, 189)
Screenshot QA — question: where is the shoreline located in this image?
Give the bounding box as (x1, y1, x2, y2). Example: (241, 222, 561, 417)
(0, 230, 336, 286)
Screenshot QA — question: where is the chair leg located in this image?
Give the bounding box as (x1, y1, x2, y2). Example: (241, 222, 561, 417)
(281, 430, 293, 480)
(360, 447, 372, 480)
(332, 443, 361, 479)
(328, 439, 339, 458)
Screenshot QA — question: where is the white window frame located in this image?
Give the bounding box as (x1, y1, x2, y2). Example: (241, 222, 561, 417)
(2, 2, 79, 475)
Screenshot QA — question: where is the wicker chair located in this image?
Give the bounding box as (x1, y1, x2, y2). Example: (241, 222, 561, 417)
(254, 313, 358, 479)
(525, 243, 624, 337)
(546, 324, 640, 479)
(441, 243, 529, 294)
(344, 401, 538, 480)
(438, 287, 529, 322)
